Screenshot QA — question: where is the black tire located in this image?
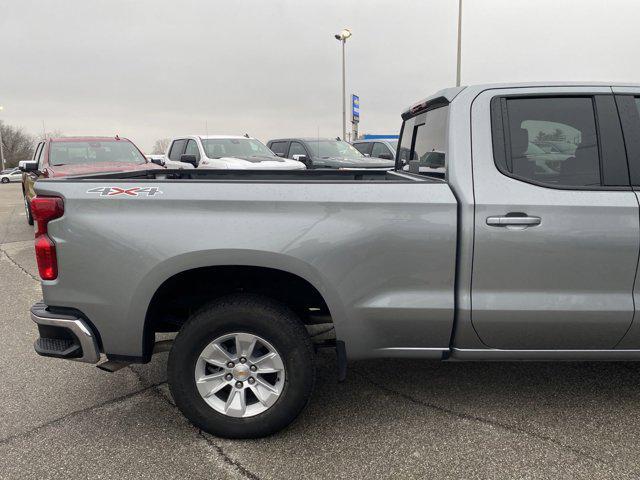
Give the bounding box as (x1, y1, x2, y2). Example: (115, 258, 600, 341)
(24, 195, 34, 225)
(1, 178, 8, 184)
(168, 294, 315, 438)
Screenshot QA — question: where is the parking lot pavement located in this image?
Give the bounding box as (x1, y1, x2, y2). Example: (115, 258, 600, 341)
(2, 181, 640, 479)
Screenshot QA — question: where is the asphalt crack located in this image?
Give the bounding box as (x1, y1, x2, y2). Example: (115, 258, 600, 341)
(352, 368, 613, 468)
(0, 381, 167, 445)
(146, 383, 264, 480)
(0, 247, 39, 282)
(196, 430, 264, 480)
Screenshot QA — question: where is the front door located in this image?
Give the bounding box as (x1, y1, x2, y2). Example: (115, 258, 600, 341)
(471, 87, 639, 349)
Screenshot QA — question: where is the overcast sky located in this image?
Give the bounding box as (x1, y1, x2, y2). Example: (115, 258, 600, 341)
(1, 0, 640, 152)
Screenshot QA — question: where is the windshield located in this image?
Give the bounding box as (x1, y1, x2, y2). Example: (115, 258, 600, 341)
(49, 141, 146, 166)
(201, 138, 274, 159)
(308, 140, 364, 159)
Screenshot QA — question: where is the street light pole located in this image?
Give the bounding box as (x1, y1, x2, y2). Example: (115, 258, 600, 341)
(456, 0, 463, 87)
(334, 28, 352, 140)
(341, 39, 346, 141)
(0, 106, 5, 172)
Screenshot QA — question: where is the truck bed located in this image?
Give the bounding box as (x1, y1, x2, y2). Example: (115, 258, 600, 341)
(35, 166, 457, 361)
(48, 168, 438, 183)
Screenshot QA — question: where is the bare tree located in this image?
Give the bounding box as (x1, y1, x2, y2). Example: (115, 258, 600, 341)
(0, 121, 36, 169)
(152, 138, 170, 154)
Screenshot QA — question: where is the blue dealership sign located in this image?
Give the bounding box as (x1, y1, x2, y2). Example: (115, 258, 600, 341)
(352, 94, 359, 123)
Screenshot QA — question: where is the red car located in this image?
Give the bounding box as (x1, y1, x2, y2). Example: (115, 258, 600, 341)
(20, 136, 163, 224)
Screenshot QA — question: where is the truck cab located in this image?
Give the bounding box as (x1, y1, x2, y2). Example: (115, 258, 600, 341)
(406, 84, 640, 356)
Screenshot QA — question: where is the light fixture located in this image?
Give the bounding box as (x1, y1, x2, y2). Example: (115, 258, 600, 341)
(334, 29, 352, 41)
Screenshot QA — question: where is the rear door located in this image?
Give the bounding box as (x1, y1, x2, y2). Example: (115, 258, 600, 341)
(471, 86, 639, 349)
(613, 87, 640, 348)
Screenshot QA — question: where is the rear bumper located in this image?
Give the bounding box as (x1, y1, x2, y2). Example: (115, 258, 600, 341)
(30, 302, 101, 363)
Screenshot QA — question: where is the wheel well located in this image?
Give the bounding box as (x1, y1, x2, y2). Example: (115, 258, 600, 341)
(144, 265, 332, 355)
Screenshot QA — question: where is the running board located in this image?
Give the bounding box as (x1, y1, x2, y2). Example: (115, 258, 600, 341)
(450, 348, 640, 361)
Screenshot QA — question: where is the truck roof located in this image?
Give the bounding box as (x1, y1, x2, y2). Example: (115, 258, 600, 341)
(48, 136, 133, 143)
(268, 138, 343, 143)
(175, 135, 255, 140)
(402, 81, 640, 119)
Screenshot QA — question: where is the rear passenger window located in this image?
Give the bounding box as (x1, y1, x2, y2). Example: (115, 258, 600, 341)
(397, 106, 448, 177)
(611, 95, 640, 186)
(494, 97, 602, 187)
(269, 141, 288, 156)
(398, 118, 416, 164)
(168, 139, 186, 161)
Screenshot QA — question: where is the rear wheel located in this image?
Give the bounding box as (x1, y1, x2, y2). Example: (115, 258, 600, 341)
(24, 194, 34, 225)
(1, 177, 9, 184)
(168, 294, 315, 438)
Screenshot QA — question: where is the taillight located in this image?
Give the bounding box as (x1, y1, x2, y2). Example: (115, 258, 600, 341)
(31, 196, 64, 280)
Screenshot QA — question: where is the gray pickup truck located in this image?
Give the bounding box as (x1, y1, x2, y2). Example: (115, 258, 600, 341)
(29, 83, 640, 438)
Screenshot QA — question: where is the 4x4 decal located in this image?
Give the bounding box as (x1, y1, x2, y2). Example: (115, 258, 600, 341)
(87, 186, 163, 197)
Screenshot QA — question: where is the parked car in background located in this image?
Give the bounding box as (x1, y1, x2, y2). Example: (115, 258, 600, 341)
(165, 135, 305, 170)
(352, 138, 397, 160)
(0, 167, 22, 183)
(19, 136, 162, 225)
(267, 137, 395, 169)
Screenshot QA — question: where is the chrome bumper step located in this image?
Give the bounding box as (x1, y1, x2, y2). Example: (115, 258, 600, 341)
(31, 302, 101, 364)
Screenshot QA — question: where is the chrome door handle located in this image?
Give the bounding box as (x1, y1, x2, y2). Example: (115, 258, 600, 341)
(486, 215, 541, 227)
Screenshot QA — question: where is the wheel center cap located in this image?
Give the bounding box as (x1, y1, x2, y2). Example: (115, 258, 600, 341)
(232, 364, 250, 381)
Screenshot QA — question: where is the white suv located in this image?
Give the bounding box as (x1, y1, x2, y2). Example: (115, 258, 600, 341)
(165, 135, 305, 170)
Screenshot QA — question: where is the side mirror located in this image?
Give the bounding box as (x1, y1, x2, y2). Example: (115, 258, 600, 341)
(180, 154, 198, 167)
(150, 158, 165, 166)
(377, 153, 393, 160)
(424, 152, 445, 169)
(19, 160, 39, 172)
(364, 153, 370, 157)
(292, 154, 311, 168)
